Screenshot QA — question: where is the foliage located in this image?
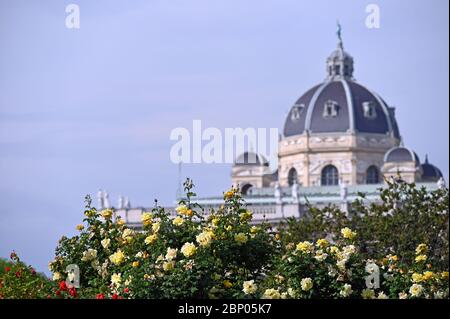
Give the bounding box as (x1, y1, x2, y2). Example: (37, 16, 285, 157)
(1, 179, 449, 299)
(279, 179, 449, 270)
(0, 252, 53, 299)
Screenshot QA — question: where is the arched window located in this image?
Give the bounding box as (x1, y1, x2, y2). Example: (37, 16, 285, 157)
(288, 168, 298, 186)
(321, 165, 339, 186)
(241, 184, 253, 196)
(366, 165, 380, 184)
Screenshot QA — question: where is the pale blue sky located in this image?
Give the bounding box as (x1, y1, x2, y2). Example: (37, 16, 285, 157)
(0, 0, 448, 274)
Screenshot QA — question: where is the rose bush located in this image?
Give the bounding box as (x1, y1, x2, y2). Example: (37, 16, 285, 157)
(0, 252, 53, 299)
(278, 179, 449, 270)
(1, 179, 449, 299)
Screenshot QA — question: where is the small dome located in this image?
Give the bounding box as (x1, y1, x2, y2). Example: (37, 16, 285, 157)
(421, 155, 443, 181)
(384, 146, 420, 166)
(234, 152, 268, 166)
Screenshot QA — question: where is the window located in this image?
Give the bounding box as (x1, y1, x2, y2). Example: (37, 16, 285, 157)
(334, 65, 340, 75)
(321, 165, 339, 186)
(344, 65, 349, 76)
(241, 184, 253, 195)
(366, 165, 380, 184)
(323, 100, 339, 118)
(288, 168, 298, 186)
(290, 104, 305, 122)
(363, 101, 377, 119)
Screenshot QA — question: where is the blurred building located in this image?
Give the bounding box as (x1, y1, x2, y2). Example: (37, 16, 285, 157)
(113, 31, 444, 228)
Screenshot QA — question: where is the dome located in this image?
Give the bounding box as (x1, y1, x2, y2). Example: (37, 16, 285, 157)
(384, 146, 420, 165)
(421, 155, 443, 181)
(283, 34, 400, 138)
(234, 152, 268, 166)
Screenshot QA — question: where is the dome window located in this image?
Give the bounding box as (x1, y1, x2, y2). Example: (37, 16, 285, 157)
(290, 104, 305, 122)
(363, 101, 377, 119)
(323, 100, 339, 118)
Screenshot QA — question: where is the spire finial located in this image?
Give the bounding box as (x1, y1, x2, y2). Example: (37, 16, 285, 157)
(425, 154, 429, 164)
(336, 20, 343, 49)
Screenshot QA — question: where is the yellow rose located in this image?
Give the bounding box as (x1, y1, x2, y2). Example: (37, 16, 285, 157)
(415, 254, 427, 263)
(132, 261, 140, 268)
(242, 280, 257, 295)
(250, 226, 259, 234)
(122, 228, 135, 242)
(329, 246, 340, 255)
(361, 289, 375, 299)
(409, 284, 423, 297)
(234, 233, 248, 245)
(223, 280, 232, 289)
(141, 212, 153, 227)
(76, 224, 84, 231)
(340, 227, 356, 240)
(144, 234, 157, 245)
(176, 205, 193, 217)
(441, 271, 449, 280)
(52, 272, 62, 281)
(316, 238, 329, 248)
(100, 209, 113, 219)
(196, 231, 214, 247)
(411, 273, 423, 283)
(163, 261, 175, 272)
(116, 219, 125, 226)
(225, 225, 232, 232)
(224, 189, 235, 199)
(212, 218, 220, 226)
(109, 250, 125, 266)
(300, 277, 313, 291)
(262, 288, 281, 299)
(398, 292, 408, 299)
(165, 247, 178, 261)
(415, 243, 428, 255)
(101, 238, 111, 249)
(422, 271, 434, 281)
(152, 222, 161, 233)
(314, 250, 328, 262)
(111, 273, 122, 286)
(296, 241, 314, 254)
(389, 255, 398, 262)
(239, 211, 253, 222)
(172, 216, 184, 226)
(181, 242, 197, 258)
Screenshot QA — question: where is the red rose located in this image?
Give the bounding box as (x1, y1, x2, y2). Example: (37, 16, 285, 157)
(112, 293, 119, 299)
(69, 287, 77, 298)
(31, 268, 36, 275)
(4, 266, 10, 272)
(96, 293, 105, 299)
(55, 290, 61, 296)
(124, 287, 129, 294)
(15, 271, 21, 278)
(59, 281, 68, 291)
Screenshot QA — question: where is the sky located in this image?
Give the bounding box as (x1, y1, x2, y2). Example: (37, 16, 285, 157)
(0, 0, 448, 274)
